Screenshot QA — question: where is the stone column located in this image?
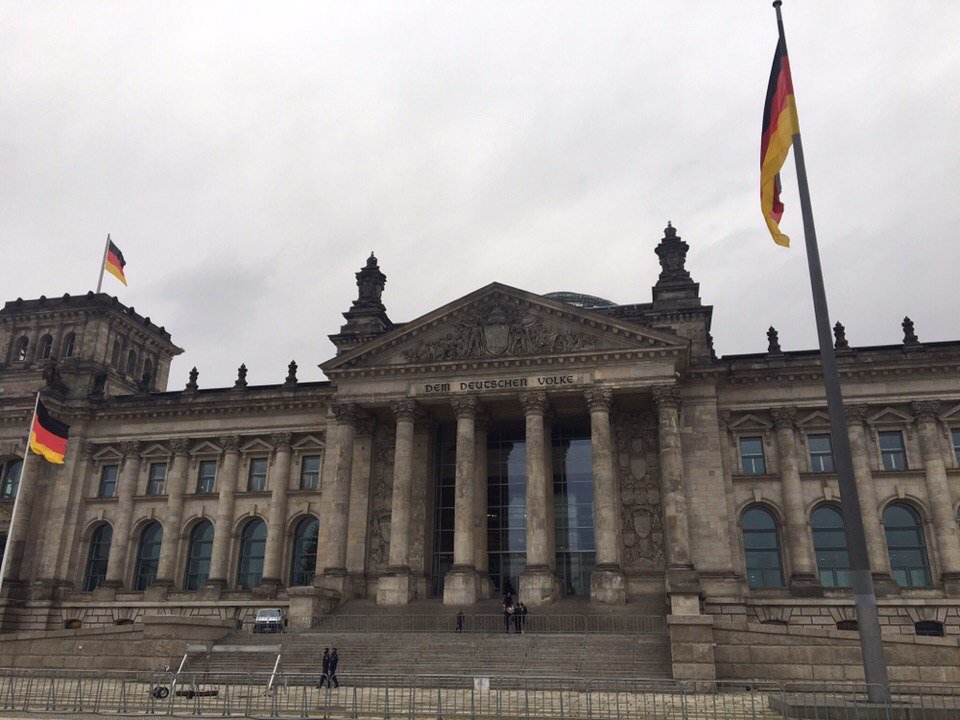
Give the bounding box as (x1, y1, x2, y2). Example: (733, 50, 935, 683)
(204, 435, 241, 596)
(474, 413, 492, 598)
(154, 439, 191, 592)
(652, 384, 700, 611)
(104, 441, 141, 591)
(519, 391, 558, 605)
(317, 402, 359, 600)
(913, 401, 960, 595)
(443, 395, 479, 605)
(378, 399, 419, 605)
(1, 447, 43, 593)
(845, 406, 898, 595)
(260, 432, 293, 594)
(344, 415, 375, 591)
(585, 387, 626, 604)
(770, 408, 821, 596)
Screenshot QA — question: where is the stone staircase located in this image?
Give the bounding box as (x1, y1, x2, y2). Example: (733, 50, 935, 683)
(183, 598, 672, 680)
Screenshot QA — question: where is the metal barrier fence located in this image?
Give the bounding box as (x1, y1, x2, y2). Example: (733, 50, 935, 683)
(0, 669, 957, 719)
(307, 613, 667, 634)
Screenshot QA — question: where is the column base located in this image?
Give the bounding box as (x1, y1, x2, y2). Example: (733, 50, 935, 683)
(287, 586, 332, 631)
(254, 578, 282, 599)
(669, 592, 702, 616)
(443, 566, 479, 606)
(143, 581, 171, 601)
(942, 572, 960, 597)
(377, 567, 415, 606)
(200, 578, 226, 600)
(590, 564, 626, 605)
(666, 565, 701, 595)
(519, 565, 559, 606)
(92, 581, 120, 601)
(315, 568, 354, 604)
(871, 572, 900, 598)
(788, 572, 824, 597)
(476, 572, 494, 600)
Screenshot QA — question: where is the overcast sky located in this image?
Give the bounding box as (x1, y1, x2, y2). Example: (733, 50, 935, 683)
(2, 2, 958, 388)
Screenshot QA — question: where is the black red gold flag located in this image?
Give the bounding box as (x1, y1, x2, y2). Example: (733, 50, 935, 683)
(760, 34, 799, 247)
(29, 400, 69, 464)
(105, 240, 127, 286)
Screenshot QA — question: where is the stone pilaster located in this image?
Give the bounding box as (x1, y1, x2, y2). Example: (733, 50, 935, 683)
(104, 442, 141, 592)
(317, 401, 360, 601)
(260, 432, 293, 595)
(1, 448, 43, 597)
(473, 413, 492, 599)
(444, 395, 479, 605)
(771, 408, 821, 596)
(519, 391, 558, 605)
(378, 399, 419, 605)
(844, 406, 898, 595)
(652, 384, 700, 609)
(203, 435, 240, 597)
(913, 401, 960, 595)
(585, 386, 626, 604)
(153, 439, 191, 594)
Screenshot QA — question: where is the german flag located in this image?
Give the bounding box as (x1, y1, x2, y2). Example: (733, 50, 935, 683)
(29, 400, 69, 464)
(105, 239, 127, 286)
(760, 34, 799, 248)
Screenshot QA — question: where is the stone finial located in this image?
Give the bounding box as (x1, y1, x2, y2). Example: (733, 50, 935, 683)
(654, 221, 691, 284)
(185, 367, 199, 392)
(284, 360, 298, 388)
(352, 252, 387, 311)
(234, 364, 248, 389)
(833, 322, 849, 351)
(584, 387, 613, 413)
(767, 326, 782, 355)
(902, 316, 919, 346)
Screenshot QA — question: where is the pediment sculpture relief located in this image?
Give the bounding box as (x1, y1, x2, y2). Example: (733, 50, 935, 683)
(403, 296, 598, 363)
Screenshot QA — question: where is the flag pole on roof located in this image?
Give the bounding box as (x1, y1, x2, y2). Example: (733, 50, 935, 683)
(764, 1, 890, 701)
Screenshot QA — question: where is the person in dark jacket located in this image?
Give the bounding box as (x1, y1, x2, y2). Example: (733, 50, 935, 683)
(318, 648, 331, 688)
(519, 602, 528, 634)
(456, 610, 464, 633)
(502, 602, 513, 633)
(513, 602, 523, 634)
(328, 648, 340, 688)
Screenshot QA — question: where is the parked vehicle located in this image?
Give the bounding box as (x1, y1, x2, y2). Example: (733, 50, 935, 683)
(252, 608, 284, 634)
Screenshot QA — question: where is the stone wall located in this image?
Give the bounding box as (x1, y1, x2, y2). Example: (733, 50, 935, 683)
(714, 619, 960, 685)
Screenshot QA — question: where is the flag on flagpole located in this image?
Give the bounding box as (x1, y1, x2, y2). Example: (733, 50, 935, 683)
(104, 239, 127, 286)
(29, 400, 70, 464)
(760, 33, 799, 247)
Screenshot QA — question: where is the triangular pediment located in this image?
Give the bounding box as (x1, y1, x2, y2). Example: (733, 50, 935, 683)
(323, 283, 687, 375)
(140, 443, 170, 458)
(867, 407, 912, 425)
(798, 410, 830, 427)
(727, 413, 772, 430)
(190, 440, 222, 457)
(240, 438, 273, 454)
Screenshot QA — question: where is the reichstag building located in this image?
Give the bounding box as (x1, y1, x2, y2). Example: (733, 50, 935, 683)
(1, 223, 958, 639)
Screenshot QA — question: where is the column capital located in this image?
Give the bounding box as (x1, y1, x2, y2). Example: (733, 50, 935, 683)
(119, 441, 140, 458)
(911, 400, 941, 423)
(844, 404, 869, 425)
(220, 435, 242, 453)
(651, 384, 681, 410)
(390, 398, 420, 423)
(770, 407, 798, 430)
(270, 432, 293, 450)
(451, 394, 480, 420)
(331, 401, 362, 424)
(584, 386, 613, 413)
(76, 440, 95, 462)
(170, 438, 190, 456)
(518, 391, 548, 415)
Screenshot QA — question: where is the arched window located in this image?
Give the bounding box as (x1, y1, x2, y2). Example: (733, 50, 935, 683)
(290, 516, 319, 587)
(134, 522, 163, 591)
(14, 336, 28, 361)
(37, 334, 53, 360)
(125, 349, 138, 376)
(1, 459, 22, 499)
(236, 518, 267, 590)
(883, 503, 931, 588)
(83, 524, 113, 591)
(812, 505, 851, 587)
(61, 332, 76, 358)
(142, 358, 153, 383)
(742, 506, 784, 588)
(184, 521, 214, 590)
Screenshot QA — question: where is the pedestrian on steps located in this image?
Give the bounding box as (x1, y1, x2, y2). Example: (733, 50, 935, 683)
(318, 647, 331, 688)
(503, 601, 513, 634)
(512, 602, 523, 634)
(456, 609, 464, 633)
(328, 648, 341, 688)
(519, 602, 528, 634)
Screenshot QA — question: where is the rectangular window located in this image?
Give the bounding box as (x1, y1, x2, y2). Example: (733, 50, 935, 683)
(878, 431, 907, 471)
(146, 463, 167, 495)
(247, 458, 268, 492)
(952, 429, 960, 467)
(98, 465, 118, 497)
(196, 460, 217, 494)
(300, 455, 321, 490)
(739, 437, 766, 475)
(808, 434, 834, 473)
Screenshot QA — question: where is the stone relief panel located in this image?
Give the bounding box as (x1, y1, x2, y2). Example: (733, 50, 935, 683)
(366, 425, 395, 572)
(613, 411, 664, 571)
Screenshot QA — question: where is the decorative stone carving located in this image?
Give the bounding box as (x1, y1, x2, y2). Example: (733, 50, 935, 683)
(136, 370, 152, 394)
(613, 412, 664, 570)
(844, 404, 868, 424)
(584, 387, 613, 413)
(234, 364, 248, 389)
(518, 391, 549, 415)
(654, 222, 691, 284)
(284, 360, 298, 388)
(390, 398, 419, 422)
(42, 356, 68, 396)
(833, 322, 849, 351)
(185, 367, 199, 392)
(770, 407, 798, 429)
(119, 441, 140, 458)
(353, 253, 387, 311)
(270, 432, 293, 450)
(170, 438, 190, 456)
(902, 316, 919, 346)
(367, 426, 395, 571)
(220, 435, 241, 453)
(403, 296, 597, 363)
(911, 400, 941, 422)
(451, 395, 480, 419)
(651, 384, 681, 409)
(767, 326, 783, 355)
(331, 401, 361, 424)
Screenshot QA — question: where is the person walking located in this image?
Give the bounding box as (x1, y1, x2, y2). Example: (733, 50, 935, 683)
(512, 602, 523, 634)
(456, 610, 464, 633)
(502, 601, 513, 634)
(519, 602, 528, 634)
(318, 647, 331, 688)
(328, 648, 340, 688)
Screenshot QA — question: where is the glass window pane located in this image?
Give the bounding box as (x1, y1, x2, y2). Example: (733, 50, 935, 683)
(2, 460, 22, 499)
(290, 517, 319, 586)
(83, 524, 113, 591)
(147, 463, 167, 495)
(742, 507, 783, 588)
(196, 460, 217, 494)
(99, 465, 118, 498)
(184, 521, 214, 590)
(134, 522, 162, 590)
(236, 519, 266, 589)
(300, 455, 321, 490)
(883, 503, 931, 588)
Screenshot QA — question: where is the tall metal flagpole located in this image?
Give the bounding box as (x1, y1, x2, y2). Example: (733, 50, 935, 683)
(95, 234, 111, 294)
(0, 392, 40, 598)
(773, 1, 890, 702)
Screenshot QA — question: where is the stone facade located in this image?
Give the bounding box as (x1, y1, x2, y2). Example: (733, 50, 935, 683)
(0, 224, 958, 659)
